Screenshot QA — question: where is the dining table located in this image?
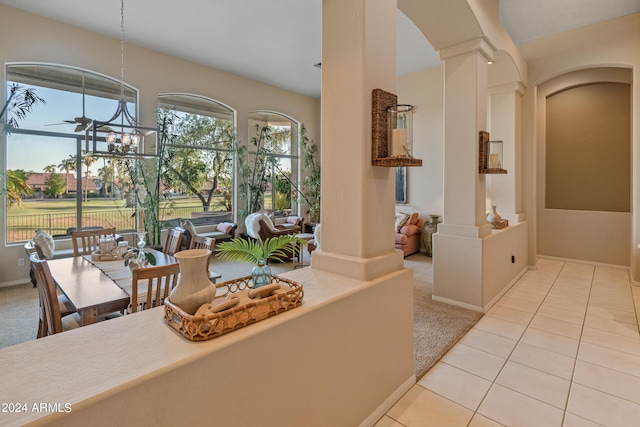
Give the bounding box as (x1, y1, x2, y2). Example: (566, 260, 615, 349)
(47, 248, 222, 326)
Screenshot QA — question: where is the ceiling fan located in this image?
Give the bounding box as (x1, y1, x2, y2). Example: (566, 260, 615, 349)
(47, 73, 110, 132)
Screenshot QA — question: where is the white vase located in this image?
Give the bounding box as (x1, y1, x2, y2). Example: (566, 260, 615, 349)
(169, 248, 217, 315)
(487, 205, 502, 224)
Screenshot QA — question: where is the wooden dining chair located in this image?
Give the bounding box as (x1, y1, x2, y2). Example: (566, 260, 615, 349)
(71, 227, 117, 256)
(130, 263, 180, 313)
(29, 254, 82, 337)
(189, 235, 216, 251)
(189, 235, 218, 283)
(25, 243, 76, 321)
(162, 228, 184, 256)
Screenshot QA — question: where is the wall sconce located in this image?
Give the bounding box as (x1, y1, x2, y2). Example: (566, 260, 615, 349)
(479, 131, 507, 174)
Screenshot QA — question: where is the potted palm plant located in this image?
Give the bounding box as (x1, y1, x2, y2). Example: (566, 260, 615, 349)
(216, 235, 306, 288)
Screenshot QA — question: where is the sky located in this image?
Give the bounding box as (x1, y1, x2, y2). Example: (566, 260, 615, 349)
(6, 84, 128, 176)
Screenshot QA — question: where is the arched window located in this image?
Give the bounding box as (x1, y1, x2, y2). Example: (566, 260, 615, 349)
(245, 111, 300, 216)
(157, 94, 236, 221)
(4, 63, 137, 243)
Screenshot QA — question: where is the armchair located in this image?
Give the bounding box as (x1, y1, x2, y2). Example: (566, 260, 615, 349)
(245, 213, 299, 262)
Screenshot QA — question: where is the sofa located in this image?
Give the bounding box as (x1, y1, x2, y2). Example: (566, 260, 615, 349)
(395, 212, 422, 257)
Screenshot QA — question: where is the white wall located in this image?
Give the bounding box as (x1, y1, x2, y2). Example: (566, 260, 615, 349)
(0, 6, 320, 286)
(397, 65, 445, 223)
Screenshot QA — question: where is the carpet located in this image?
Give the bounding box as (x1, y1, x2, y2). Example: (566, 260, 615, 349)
(0, 252, 482, 379)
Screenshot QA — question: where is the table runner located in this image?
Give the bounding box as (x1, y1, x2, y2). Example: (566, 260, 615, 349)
(82, 256, 162, 311)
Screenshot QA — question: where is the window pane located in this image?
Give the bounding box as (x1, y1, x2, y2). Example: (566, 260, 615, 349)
(158, 94, 235, 223)
(5, 64, 137, 243)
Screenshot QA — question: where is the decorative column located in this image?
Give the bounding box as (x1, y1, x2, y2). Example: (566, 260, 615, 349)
(489, 83, 526, 223)
(432, 38, 494, 310)
(312, 0, 404, 281)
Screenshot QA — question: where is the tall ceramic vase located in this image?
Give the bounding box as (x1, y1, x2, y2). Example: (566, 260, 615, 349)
(169, 249, 217, 315)
(422, 215, 440, 258)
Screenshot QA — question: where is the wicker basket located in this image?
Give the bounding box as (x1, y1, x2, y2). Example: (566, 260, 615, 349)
(163, 275, 303, 341)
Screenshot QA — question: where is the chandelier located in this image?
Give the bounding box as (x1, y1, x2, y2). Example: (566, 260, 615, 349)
(86, 0, 158, 157)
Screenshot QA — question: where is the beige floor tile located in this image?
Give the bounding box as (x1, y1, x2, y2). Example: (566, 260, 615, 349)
(495, 296, 541, 314)
(516, 274, 556, 285)
(473, 316, 526, 341)
(495, 361, 571, 409)
(486, 305, 535, 326)
(387, 386, 473, 427)
(562, 412, 605, 427)
(520, 327, 579, 358)
(478, 384, 564, 427)
(578, 342, 640, 377)
(541, 296, 587, 315)
(588, 296, 635, 314)
(581, 327, 640, 357)
(458, 328, 518, 359)
(585, 305, 638, 325)
(509, 342, 576, 380)
(525, 268, 561, 280)
(554, 278, 592, 289)
(511, 282, 551, 296)
(590, 287, 632, 303)
(468, 414, 505, 426)
(535, 258, 565, 270)
(583, 315, 639, 339)
(594, 266, 629, 280)
(417, 362, 492, 411)
(573, 359, 640, 405)
(504, 288, 546, 304)
(373, 415, 404, 427)
(561, 261, 594, 273)
(441, 343, 507, 381)
(547, 289, 590, 304)
(529, 315, 583, 340)
(567, 383, 640, 427)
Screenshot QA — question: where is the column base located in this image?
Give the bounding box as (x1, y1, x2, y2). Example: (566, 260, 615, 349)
(311, 249, 404, 282)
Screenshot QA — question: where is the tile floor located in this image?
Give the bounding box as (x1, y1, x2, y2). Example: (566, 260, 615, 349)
(377, 258, 640, 427)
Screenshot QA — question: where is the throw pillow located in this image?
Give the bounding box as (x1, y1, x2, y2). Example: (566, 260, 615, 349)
(180, 219, 198, 239)
(313, 223, 322, 251)
(33, 229, 55, 259)
(244, 213, 263, 239)
(216, 222, 235, 235)
(394, 213, 410, 232)
(408, 212, 419, 226)
(286, 216, 301, 225)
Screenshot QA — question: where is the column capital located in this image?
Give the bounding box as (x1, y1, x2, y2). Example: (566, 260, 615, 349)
(439, 37, 494, 63)
(489, 81, 526, 96)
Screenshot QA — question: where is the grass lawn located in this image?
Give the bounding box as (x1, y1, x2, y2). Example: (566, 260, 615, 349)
(7, 196, 218, 216)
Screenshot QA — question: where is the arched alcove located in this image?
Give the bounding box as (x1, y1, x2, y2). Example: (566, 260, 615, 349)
(536, 67, 632, 265)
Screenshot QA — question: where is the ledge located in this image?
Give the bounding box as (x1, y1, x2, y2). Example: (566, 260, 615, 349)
(0, 266, 415, 427)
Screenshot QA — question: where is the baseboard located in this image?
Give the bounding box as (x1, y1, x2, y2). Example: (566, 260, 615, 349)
(536, 254, 630, 271)
(431, 295, 483, 312)
(483, 265, 529, 312)
(0, 279, 31, 288)
(360, 374, 416, 427)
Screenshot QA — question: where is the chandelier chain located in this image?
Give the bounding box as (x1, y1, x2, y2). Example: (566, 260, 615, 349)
(120, 0, 125, 100)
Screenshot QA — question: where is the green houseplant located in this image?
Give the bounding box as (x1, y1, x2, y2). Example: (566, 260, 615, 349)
(216, 235, 306, 288)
